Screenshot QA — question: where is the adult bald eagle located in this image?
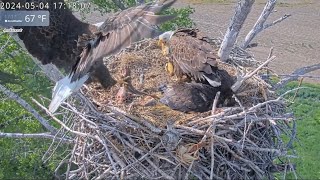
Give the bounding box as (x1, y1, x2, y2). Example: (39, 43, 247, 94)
(159, 68, 235, 113)
(157, 29, 237, 112)
(158, 28, 223, 87)
(1, 0, 176, 112)
(160, 82, 220, 113)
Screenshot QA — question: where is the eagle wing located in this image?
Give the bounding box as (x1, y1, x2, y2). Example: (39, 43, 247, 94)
(160, 82, 220, 113)
(169, 29, 220, 84)
(3, 0, 176, 82)
(71, 0, 176, 81)
(2, 0, 94, 71)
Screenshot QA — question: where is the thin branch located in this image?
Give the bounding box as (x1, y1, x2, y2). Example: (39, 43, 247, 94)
(210, 93, 220, 180)
(242, 0, 277, 48)
(0, 84, 57, 133)
(277, 74, 320, 79)
(291, 77, 304, 102)
(274, 63, 320, 90)
(264, 14, 291, 30)
(0, 132, 73, 143)
(218, 0, 255, 61)
(0, 35, 11, 53)
(32, 98, 94, 138)
(231, 55, 276, 92)
(211, 91, 221, 115)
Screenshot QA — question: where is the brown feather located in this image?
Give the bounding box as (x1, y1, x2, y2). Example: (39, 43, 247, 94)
(168, 28, 220, 84)
(160, 82, 220, 113)
(160, 69, 236, 113)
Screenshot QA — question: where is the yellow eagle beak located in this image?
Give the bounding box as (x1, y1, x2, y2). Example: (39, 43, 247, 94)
(158, 39, 169, 56)
(158, 39, 163, 47)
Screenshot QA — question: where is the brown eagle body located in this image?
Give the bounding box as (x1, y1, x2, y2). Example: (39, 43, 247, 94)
(160, 69, 235, 113)
(160, 82, 220, 113)
(161, 29, 222, 87)
(158, 29, 236, 112)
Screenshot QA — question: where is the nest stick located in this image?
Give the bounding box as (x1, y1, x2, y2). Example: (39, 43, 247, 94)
(232, 55, 276, 92)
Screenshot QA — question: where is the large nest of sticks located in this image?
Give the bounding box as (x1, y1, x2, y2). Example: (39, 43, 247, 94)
(50, 38, 296, 179)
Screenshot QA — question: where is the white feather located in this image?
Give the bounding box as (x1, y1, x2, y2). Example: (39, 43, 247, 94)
(49, 74, 89, 113)
(93, 22, 104, 28)
(203, 75, 221, 87)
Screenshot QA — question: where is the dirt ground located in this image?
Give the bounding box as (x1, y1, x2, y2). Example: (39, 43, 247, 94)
(75, 0, 320, 83)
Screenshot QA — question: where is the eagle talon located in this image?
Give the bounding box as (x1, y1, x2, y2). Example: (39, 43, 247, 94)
(116, 66, 132, 86)
(116, 76, 130, 86)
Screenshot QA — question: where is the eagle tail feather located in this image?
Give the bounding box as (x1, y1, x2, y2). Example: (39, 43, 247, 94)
(203, 74, 221, 87)
(49, 74, 89, 113)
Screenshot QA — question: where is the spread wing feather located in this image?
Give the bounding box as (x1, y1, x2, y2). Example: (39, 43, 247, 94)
(4, 0, 176, 82)
(71, 0, 176, 81)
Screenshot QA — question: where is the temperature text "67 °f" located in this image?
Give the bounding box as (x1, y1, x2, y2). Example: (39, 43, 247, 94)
(25, 14, 47, 23)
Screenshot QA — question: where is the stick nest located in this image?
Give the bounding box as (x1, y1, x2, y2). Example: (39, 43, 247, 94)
(50, 38, 297, 180)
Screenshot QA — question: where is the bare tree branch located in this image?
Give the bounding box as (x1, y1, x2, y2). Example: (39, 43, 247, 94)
(264, 14, 291, 30)
(0, 35, 11, 53)
(242, 0, 291, 49)
(273, 63, 320, 90)
(277, 74, 320, 79)
(241, 0, 277, 48)
(218, 0, 255, 61)
(32, 98, 96, 139)
(0, 84, 57, 133)
(0, 132, 73, 143)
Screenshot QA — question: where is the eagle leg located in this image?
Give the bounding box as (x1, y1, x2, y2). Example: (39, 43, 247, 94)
(176, 75, 191, 83)
(115, 66, 131, 86)
(90, 61, 117, 89)
(115, 66, 132, 104)
(116, 76, 130, 86)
